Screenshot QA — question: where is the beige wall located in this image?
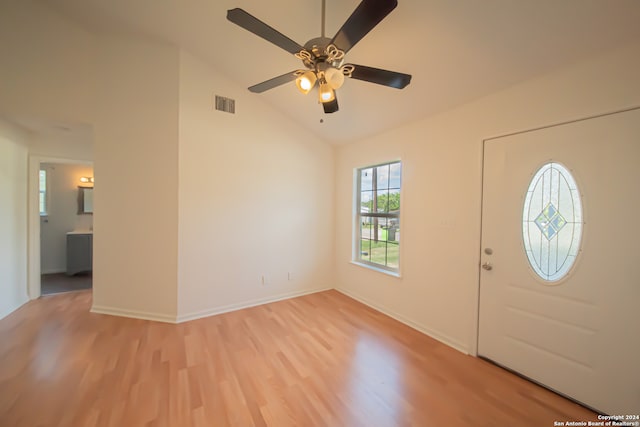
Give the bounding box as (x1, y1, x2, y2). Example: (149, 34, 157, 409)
(90, 35, 180, 321)
(176, 51, 335, 320)
(0, 0, 94, 123)
(30, 131, 94, 162)
(334, 42, 640, 354)
(0, 119, 30, 319)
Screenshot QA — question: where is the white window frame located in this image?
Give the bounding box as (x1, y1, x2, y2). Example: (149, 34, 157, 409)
(39, 169, 48, 216)
(353, 160, 402, 276)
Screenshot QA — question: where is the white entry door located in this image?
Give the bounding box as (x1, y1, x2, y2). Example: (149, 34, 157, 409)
(478, 108, 640, 414)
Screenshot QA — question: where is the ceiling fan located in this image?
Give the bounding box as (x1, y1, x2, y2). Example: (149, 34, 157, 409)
(226, 0, 412, 114)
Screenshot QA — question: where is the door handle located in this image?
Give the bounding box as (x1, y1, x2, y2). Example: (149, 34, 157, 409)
(482, 262, 493, 271)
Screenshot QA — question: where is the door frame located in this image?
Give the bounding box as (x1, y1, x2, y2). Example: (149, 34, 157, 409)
(27, 155, 93, 299)
(472, 105, 640, 357)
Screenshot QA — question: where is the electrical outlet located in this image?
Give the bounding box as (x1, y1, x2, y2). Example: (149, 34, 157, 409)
(261, 275, 268, 285)
(287, 271, 293, 281)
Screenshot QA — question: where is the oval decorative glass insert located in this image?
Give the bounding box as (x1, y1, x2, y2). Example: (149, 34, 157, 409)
(522, 162, 583, 282)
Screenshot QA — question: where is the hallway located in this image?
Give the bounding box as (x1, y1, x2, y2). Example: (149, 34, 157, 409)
(41, 272, 92, 295)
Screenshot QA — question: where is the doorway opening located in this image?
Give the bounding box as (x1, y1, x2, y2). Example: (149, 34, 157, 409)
(39, 160, 94, 295)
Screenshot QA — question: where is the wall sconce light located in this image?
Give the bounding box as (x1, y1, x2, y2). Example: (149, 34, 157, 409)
(80, 176, 94, 183)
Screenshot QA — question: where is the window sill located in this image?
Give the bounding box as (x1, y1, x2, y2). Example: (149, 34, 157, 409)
(350, 261, 402, 278)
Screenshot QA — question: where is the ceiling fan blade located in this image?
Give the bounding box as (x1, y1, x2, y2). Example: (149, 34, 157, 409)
(346, 64, 411, 89)
(248, 71, 301, 93)
(227, 8, 304, 55)
(331, 0, 398, 53)
(323, 95, 339, 114)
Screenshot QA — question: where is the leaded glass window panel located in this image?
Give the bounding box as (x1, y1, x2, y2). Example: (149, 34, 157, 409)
(522, 162, 583, 282)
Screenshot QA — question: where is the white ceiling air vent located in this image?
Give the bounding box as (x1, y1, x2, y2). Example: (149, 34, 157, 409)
(214, 95, 235, 114)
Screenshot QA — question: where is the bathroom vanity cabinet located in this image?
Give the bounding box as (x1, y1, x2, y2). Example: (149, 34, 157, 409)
(66, 231, 93, 275)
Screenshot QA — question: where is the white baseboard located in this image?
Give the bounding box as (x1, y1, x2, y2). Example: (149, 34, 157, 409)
(176, 287, 332, 323)
(91, 287, 333, 324)
(90, 305, 177, 323)
(0, 297, 29, 321)
(41, 268, 66, 275)
(90, 286, 470, 356)
(336, 287, 470, 355)
(0, 308, 13, 321)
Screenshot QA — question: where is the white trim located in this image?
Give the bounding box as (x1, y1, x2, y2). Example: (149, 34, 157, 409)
(0, 301, 28, 321)
(28, 156, 41, 299)
(91, 287, 333, 324)
(349, 261, 402, 278)
(482, 105, 640, 143)
(90, 305, 177, 323)
(176, 287, 332, 323)
(336, 287, 470, 355)
(40, 268, 67, 275)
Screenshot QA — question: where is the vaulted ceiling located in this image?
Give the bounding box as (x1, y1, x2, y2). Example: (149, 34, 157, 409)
(37, 0, 640, 144)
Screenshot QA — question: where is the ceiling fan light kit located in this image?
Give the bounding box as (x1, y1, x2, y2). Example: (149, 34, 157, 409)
(318, 78, 336, 103)
(324, 67, 345, 90)
(295, 70, 317, 94)
(227, 0, 412, 114)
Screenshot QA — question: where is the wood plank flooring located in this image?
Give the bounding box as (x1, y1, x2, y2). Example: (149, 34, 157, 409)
(0, 290, 597, 426)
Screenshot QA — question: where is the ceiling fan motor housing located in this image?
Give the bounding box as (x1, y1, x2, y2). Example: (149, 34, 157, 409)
(299, 37, 345, 74)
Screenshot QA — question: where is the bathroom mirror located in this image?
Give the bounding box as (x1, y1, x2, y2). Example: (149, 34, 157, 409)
(77, 186, 94, 214)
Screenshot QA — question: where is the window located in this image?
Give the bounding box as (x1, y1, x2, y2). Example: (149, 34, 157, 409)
(39, 169, 48, 216)
(355, 161, 401, 273)
(522, 162, 583, 282)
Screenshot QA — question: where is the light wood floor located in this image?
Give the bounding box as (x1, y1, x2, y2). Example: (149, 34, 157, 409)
(0, 290, 596, 427)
